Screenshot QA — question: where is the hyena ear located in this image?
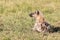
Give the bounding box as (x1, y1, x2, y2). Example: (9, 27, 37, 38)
(36, 10, 39, 15)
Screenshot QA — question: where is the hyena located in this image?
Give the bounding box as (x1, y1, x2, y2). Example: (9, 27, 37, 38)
(29, 10, 52, 33)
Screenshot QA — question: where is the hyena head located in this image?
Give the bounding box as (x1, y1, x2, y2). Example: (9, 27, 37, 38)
(29, 10, 40, 18)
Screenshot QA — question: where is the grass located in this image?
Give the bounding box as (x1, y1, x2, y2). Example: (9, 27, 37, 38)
(0, 0, 60, 40)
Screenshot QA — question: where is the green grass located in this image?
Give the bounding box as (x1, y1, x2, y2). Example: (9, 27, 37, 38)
(0, 0, 60, 40)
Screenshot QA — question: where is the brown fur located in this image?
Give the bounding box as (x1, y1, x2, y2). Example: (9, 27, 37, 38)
(29, 10, 52, 33)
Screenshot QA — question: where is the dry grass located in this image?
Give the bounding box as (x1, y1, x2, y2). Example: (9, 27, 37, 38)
(0, 0, 60, 40)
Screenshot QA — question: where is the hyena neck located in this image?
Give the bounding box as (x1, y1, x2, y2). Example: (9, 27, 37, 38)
(36, 16, 45, 23)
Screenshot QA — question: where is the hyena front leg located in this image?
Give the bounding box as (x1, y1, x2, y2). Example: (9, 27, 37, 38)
(32, 23, 37, 31)
(32, 23, 42, 32)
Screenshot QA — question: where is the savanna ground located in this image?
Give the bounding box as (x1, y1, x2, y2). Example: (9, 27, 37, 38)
(0, 0, 60, 40)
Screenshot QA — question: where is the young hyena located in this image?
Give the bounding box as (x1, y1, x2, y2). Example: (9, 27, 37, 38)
(29, 10, 52, 33)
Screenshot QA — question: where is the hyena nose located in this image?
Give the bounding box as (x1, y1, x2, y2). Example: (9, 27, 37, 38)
(29, 13, 33, 17)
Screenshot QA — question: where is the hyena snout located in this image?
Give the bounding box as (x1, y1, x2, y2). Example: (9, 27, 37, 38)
(29, 13, 34, 17)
